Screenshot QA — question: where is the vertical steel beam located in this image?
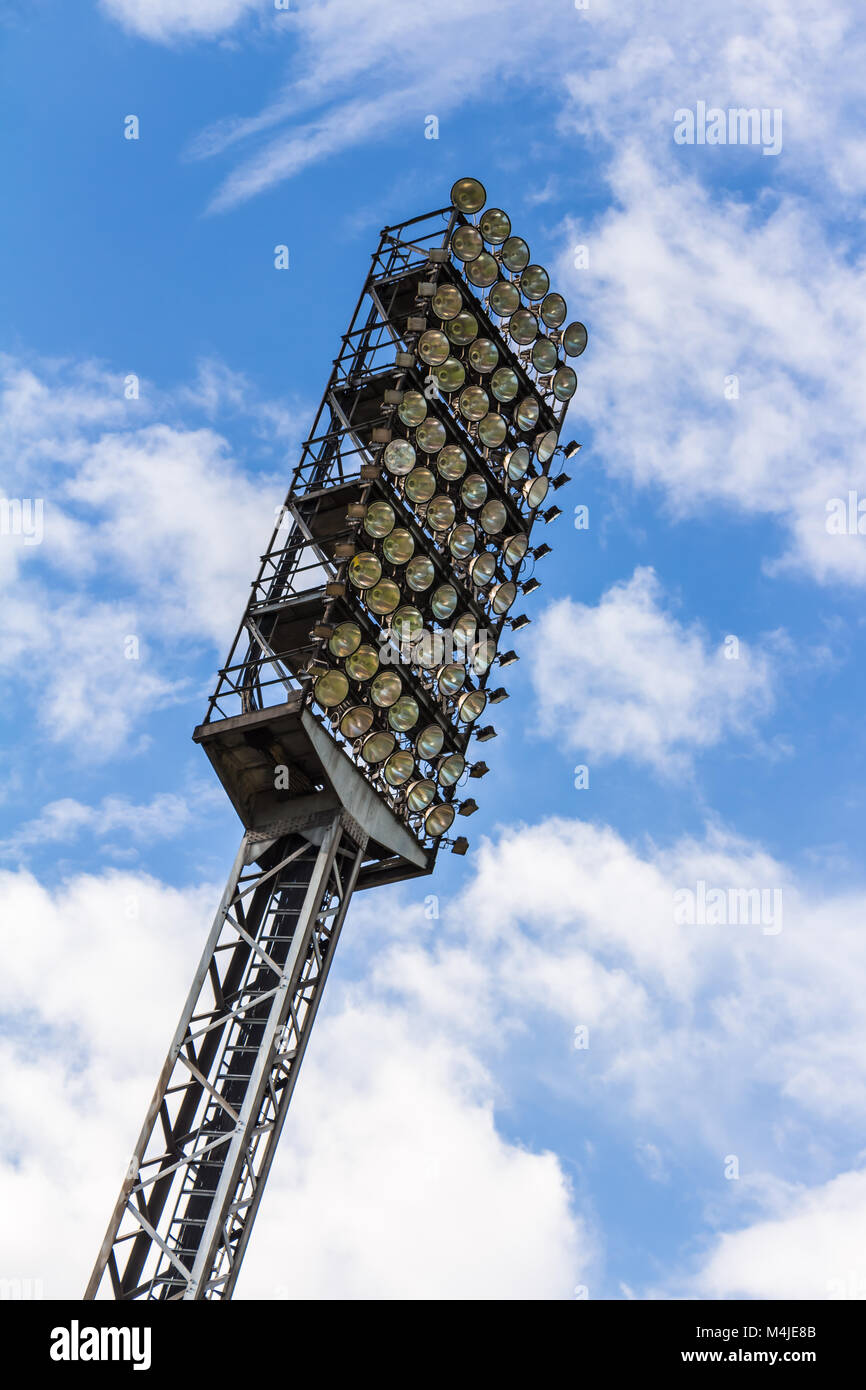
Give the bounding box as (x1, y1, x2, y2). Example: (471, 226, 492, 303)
(85, 810, 367, 1300)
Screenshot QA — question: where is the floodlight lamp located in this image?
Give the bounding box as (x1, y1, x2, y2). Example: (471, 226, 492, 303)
(478, 412, 507, 448)
(447, 311, 479, 346)
(398, 391, 428, 427)
(405, 467, 437, 503)
(468, 761, 489, 778)
(451, 176, 486, 214)
(451, 225, 483, 263)
(313, 669, 349, 708)
(522, 578, 541, 596)
(510, 614, 531, 631)
(520, 264, 550, 302)
(437, 751, 466, 786)
(489, 281, 521, 319)
(340, 705, 374, 739)
(564, 440, 582, 459)
(540, 292, 568, 328)
(491, 367, 519, 403)
(371, 671, 402, 708)
(475, 725, 497, 742)
(432, 284, 462, 320)
(534, 428, 559, 463)
(364, 500, 396, 537)
(437, 443, 467, 480)
(542, 505, 562, 523)
(497, 650, 519, 668)
(416, 418, 446, 455)
(532, 543, 552, 561)
(388, 696, 420, 732)
(383, 750, 415, 786)
(435, 357, 466, 393)
(553, 367, 577, 402)
(466, 252, 498, 287)
(562, 321, 588, 358)
(451, 836, 470, 856)
(501, 236, 530, 272)
(407, 779, 437, 813)
(488, 688, 509, 704)
(479, 500, 507, 535)
(430, 583, 458, 619)
(348, 552, 382, 588)
(362, 731, 396, 764)
(479, 207, 511, 244)
(458, 799, 478, 817)
(425, 802, 457, 841)
(329, 622, 362, 658)
(345, 644, 379, 681)
(469, 338, 499, 373)
(551, 473, 571, 491)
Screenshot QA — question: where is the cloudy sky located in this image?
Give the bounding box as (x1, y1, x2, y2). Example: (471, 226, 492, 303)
(2, 0, 865, 1301)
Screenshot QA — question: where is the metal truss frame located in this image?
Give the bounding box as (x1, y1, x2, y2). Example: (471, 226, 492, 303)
(86, 810, 367, 1300)
(86, 195, 578, 1301)
(202, 207, 566, 759)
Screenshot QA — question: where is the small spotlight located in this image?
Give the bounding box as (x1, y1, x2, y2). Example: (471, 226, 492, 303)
(532, 543, 552, 561)
(522, 578, 541, 596)
(497, 650, 519, 668)
(564, 440, 581, 459)
(475, 725, 497, 742)
(489, 688, 509, 704)
(458, 799, 478, 817)
(469, 762, 489, 779)
(511, 614, 531, 631)
(551, 473, 571, 490)
(542, 506, 562, 524)
(451, 836, 469, 856)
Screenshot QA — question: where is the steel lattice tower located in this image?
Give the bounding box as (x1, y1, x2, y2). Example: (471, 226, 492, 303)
(86, 178, 584, 1300)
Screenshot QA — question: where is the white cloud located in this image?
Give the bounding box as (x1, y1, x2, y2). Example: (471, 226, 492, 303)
(691, 1169, 866, 1300)
(0, 593, 186, 758)
(0, 354, 297, 755)
(369, 815, 866, 1159)
(0, 864, 591, 1299)
(237, 1000, 589, 1300)
(0, 789, 203, 857)
(100, 0, 260, 43)
(4, 809, 866, 1297)
(0, 867, 216, 1296)
(182, 0, 865, 207)
(560, 149, 866, 585)
(528, 569, 776, 773)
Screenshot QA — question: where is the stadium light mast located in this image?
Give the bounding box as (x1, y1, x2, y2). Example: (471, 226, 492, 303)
(85, 177, 586, 1300)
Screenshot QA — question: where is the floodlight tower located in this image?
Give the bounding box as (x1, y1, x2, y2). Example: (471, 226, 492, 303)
(86, 177, 586, 1301)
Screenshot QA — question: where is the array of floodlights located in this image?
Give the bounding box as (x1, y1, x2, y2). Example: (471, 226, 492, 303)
(308, 176, 586, 850)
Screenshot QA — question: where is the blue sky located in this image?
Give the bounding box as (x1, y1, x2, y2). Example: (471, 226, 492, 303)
(2, 0, 866, 1300)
